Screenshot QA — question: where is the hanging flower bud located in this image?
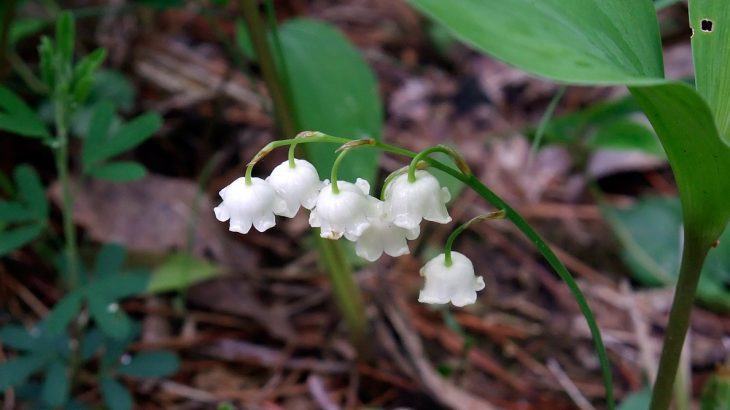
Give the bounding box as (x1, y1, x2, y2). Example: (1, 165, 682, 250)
(309, 178, 377, 240)
(384, 170, 452, 230)
(266, 159, 323, 218)
(214, 177, 287, 234)
(355, 201, 420, 261)
(418, 252, 485, 307)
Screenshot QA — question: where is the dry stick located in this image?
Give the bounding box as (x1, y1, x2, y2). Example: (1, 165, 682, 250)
(547, 358, 597, 410)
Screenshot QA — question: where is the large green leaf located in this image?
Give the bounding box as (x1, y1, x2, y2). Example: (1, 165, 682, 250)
(279, 19, 383, 185)
(690, 0, 730, 141)
(0, 355, 48, 389)
(407, 0, 665, 84)
(42, 360, 70, 407)
(629, 83, 730, 242)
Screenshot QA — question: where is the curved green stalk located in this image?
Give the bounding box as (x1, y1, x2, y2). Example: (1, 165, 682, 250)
(407, 145, 471, 182)
(444, 210, 506, 266)
(251, 133, 614, 407)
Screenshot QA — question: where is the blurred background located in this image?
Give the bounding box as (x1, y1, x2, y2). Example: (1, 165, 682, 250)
(1, 0, 729, 409)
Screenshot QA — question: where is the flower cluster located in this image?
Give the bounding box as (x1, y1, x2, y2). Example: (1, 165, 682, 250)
(214, 143, 486, 307)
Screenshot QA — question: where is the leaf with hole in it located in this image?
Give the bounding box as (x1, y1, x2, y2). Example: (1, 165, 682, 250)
(690, 1, 730, 141)
(0, 223, 45, 257)
(629, 83, 730, 243)
(605, 196, 730, 311)
(407, 0, 665, 85)
(0, 355, 49, 390)
(41, 360, 70, 407)
(0, 86, 50, 139)
(279, 19, 383, 185)
(147, 253, 222, 294)
(89, 161, 147, 182)
(589, 120, 665, 157)
(46, 291, 84, 336)
(101, 377, 133, 410)
(117, 351, 179, 378)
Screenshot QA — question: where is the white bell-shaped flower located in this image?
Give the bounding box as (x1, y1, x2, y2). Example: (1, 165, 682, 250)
(214, 177, 287, 234)
(309, 178, 377, 240)
(355, 201, 420, 261)
(266, 159, 323, 218)
(418, 251, 485, 307)
(384, 170, 451, 230)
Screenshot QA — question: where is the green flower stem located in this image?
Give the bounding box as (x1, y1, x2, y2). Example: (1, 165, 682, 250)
(239, 1, 368, 351)
(247, 132, 614, 408)
(287, 142, 297, 168)
(244, 163, 253, 185)
(650, 229, 709, 410)
(329, 148, 351, 194)
(443, 210, 506, 266)
(53, 97, 79, 290)
(407, 145, 471, 183)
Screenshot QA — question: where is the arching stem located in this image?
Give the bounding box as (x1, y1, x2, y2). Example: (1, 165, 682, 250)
(444, 210, 506, 266)
(408, 145, 471, 183)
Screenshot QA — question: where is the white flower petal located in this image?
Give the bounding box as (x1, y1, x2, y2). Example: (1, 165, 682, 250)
(384, 170, 452, 230)
(213, 177, 283, 233)
(309, 180, 375, 240)
(354, 201, 419, 261)
(418, 252, 484, 307)
(267, 159, 323, 218)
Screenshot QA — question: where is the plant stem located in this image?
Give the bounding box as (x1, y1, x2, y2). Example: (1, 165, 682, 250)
(54, 98, 80, 290)
(239, 0, 368, 349)
(407, 145, 470, 182)
(246, 133, 615, 408)
(443, 211, 505, 266)
(650, 229, 709, 410)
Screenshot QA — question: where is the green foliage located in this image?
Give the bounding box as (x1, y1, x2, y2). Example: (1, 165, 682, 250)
(147, 253, 222, 294)
(278, 19, 383, 185)
(701, 369, 730, 410)
(46, 244, 150, 339)
(618, 387, 652, 410)
(605, 196, 730, 310)
(101, 377, 133, 410)
(629, 83, 730, 242)
(408, 0, 665, 84)
(82, 102, 161, 182)
(0, 86, 50, 138)
(0, 165, 48, 257)
(588, 120, 664, 157)
(690, 1, 730, 141)
(117, 351, 180, 378)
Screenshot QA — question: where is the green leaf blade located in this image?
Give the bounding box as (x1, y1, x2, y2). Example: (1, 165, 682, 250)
(690, 0, 730, 141)
(147, 253, 222, 294)
(629, 83, 730, 242)
(89, 162, 147, 182)
(117, 351, 180, 378)
(42, 360, 70, 407)
(101, 377, 133, 410)
(279, 19, 383, 185)
(407, 0, 665, 85)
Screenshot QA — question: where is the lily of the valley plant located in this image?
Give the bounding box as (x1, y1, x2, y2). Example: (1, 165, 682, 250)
(214, 131, 614, 403)
(214, 134, 486, 306)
